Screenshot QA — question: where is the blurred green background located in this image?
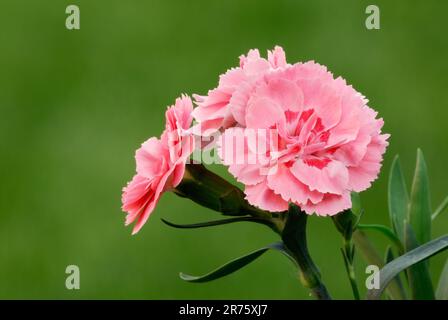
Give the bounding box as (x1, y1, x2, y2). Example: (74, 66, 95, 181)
(0, 0, 447, 299)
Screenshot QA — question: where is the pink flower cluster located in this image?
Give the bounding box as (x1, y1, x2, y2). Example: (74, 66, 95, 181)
(121, 95, 195, 234)
(122, 46, 389, 233)
(195, 46, 389, 215)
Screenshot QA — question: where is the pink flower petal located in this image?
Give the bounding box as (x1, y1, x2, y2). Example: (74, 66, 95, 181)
(348, 133, 389, 192)
(256, 78, 303, 112)
(291, 159, 349, 195)
(268, 46, 288, 68)
(301, 192, 352, 216)
(131, 169, 173, 235)
(121, 175, 151, 215)
(245, 181, 289, 212)
(245, 97, 285, 128)
(267, 163, 324, 204)
(122, 95, 195, 234)
(135, 137, 167, 179)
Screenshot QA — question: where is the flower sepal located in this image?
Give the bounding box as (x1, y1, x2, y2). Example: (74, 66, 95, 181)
(173, 163, 286, 233)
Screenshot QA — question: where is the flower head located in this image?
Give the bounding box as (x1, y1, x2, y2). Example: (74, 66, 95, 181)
(217, 48, 389, 216)
(192, 46, 288, 135)
(121, 95, 194, 234)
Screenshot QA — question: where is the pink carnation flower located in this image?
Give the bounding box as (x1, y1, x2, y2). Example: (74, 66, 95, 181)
(121, 95, 194, 234)
(217, 48, 389, 216)
(192, 46, 288, 134)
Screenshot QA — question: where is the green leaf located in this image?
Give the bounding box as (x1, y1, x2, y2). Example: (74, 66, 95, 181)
(408, 149, 432, 245)
(161, 216, 273, 229)
(350, 192, 365, 229)
(384, 246, 407, 299)
(367, 235, 448, 300)
(432, 195, 448, 220)
(404, 223, 434, 299)
(388, 155, 409, 243)
(351, 192, 362, 216)
(384, 246, 394, 264)
(180, 242, 294, 283)
(357, 224, 404, 253)
(436, 259, 448, 300)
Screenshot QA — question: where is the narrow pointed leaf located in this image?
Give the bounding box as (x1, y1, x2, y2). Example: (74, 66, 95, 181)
(161, 216, 273, 229)
(404, 223, 434, 299)
(408, 149, 432, 244)
(180, 242, 294, 283)
(384, 246, 407, 299)
(357, 224, 404, 253)
(388, 155, 409, 243)
(436, 259, 448, 300)
(367, 235, 448, 300)
(351, 192, 362, 216)
(384, 246, 394, 264)
(432, 195, 448, 220)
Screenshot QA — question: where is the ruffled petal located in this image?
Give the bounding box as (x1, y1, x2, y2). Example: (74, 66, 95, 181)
(301, 191, 352, 216)
(267, 163, 324, 204)
(245, 180, 289, 212)
(291, 159, 349, 195)
(135, 137, 167, 179)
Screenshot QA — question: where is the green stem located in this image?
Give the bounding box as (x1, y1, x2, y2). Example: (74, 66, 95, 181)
(332, 210, 360, 299)
(347, 263, 360, 300)
(335, 214, 406, 300)
(175, 165, 330, 299)
(282, 204, 331, 300)
(341, 241, 360, 300)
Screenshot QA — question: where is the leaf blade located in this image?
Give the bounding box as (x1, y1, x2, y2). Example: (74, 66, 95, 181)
(388, 155, 409, 243)
(432, 195, 448, 220)
(408, 149, 432, 245)
(180, 242, 294, 283)
(357, 224, 404, 253)
(350, 192, 362, 216)
(436, 259, 448, 300)
(366, 234, 448, 300)
(384, 246, 407, 299)
(404, 223, 434, 299)
(161, 216, 273, 229)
